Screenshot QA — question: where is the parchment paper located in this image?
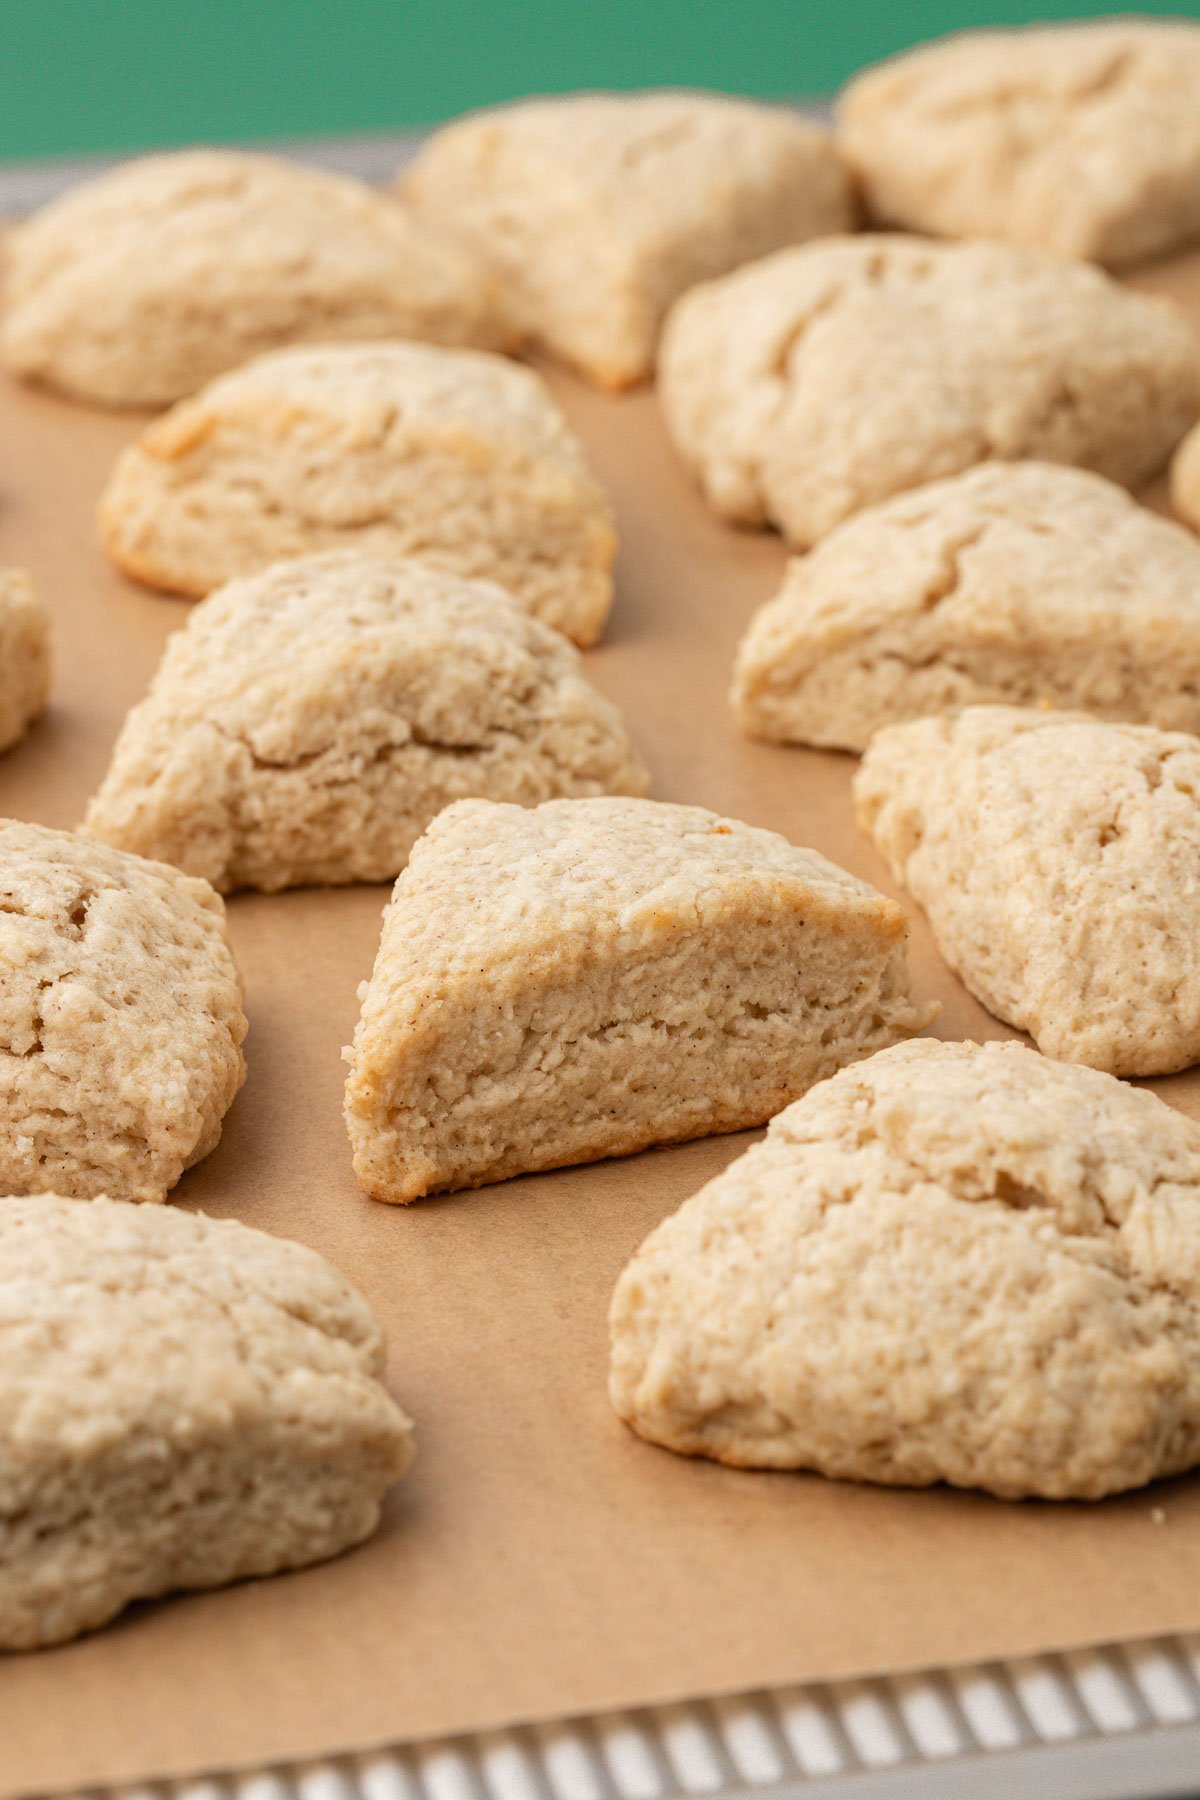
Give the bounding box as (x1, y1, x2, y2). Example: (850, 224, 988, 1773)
(2, 251, 1200, 1799)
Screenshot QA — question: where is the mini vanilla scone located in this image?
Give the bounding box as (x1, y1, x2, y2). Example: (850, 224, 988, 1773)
(734, 462, 1200, 749)
(0, 1193, 413, 1650)
(97, 341, 616, 644)
(83, 551, 649, 892)
(659, 235, 1200, 549)
(839, 21, 1200, 268)
(610, 1038, 1200, 1500)
(0, 569, 50, 752)
(403, 90, 853, 389)
(855, 707, 1200, 1076)
(2, 148, 512, 408)
(344, 796, 935, 1202)
(0, 820, 246, 1202)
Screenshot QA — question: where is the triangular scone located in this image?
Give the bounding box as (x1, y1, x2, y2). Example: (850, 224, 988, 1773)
(1, 149, 513, 408)
(734, 463, 1200, 750)
(0, 1194, 412, 1649)
(344, 796, 935, 1202)
(659, 235, 1200, 549)
(610, 1038, 1200, 1500)
(839, 21, 1200, 268)
(404, 91, 852, 388)
(0, 569, 50, 753)
(97, 341, 616, 644)
(855, 707, 1200, 1076)
(83, 552, 649, 893)
(0, 820, 246, 1202)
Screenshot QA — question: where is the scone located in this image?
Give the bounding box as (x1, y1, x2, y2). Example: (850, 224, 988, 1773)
(0, 1193, 412, 1650)
(659, 235, 1200, 548)
(855, 707, 1200, 1076)
(0, 569, 50, 752)
(0, 820, 246, 1202)
(734, 462, 1200, 749)
(2, 148, 513, 408)
(1169, 418, 1200, 533)
(610, 1037, 1200, 1500)
(839, 21, 1200, 268)
(403, 90, 854, 389)
(344, 796, 935, 1202)
(97, 341, 616, 644)
(83, 551, 649, 892)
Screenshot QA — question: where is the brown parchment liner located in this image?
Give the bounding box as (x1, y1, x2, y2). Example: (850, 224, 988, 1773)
(1, 246, 1200, 1798)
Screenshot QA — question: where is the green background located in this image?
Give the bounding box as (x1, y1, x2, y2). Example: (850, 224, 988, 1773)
(5, 0, 1200, 164)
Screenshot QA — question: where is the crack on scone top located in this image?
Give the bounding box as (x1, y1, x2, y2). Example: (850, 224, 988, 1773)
(916, 519, 990, 610)
(1096, 747, 1195, 843)
(781, 1077, 1200, 1338)
(21, 977, 53, 1059)
(195, 668, 583, 883)
(1003, 373, 1089, 453)
(168, 1255, 373, 1378)
(408, 723, 495, 757)
(1068, 45, 1138, 104)
(990, 1170, 1048, 1209)
(0, 884, 98, 1061)
(766, 247, 941, 386)
(767, 286, 848, 386)
(67, 888, 94, 935)
(234, 738, 338, 773)
(615, 114, 702, 172)
(1165, 756, 1198, 799)
(931, 44, 1138, 132)
(824, 1087, 1133, 1236)
(215, 703, 537, 779)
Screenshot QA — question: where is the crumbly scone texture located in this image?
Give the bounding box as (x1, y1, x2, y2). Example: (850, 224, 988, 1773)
(344, 795, 935, 1202)
(403, 90, 854, 389)
(734, 461, 1200, 749)
(0, 820, 247, 1202)
(855, 707, 1200, 1076)
(839, 21, 1200, 268)
(0, 569, 50, 754)
(83, 551, 649, 892)
(97, 340, 616, 644)
(610, 1037, 1200, 1500)
(0, 1193, 413, 1650)
(1, 148, 514, 408)
(659, 234, 1200, 549)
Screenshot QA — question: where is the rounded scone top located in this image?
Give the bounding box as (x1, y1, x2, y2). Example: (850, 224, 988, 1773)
(97, 339, 617, 644)
(1, 148, 513, 407)
(404, 89, 853, 388)
(610, 1037, 1200, 1499)
(839, 20, 1200, 267)
(0, 1192, 402, 1458)
(0, 819, 246, 1203)
(82, 550, 649, 893)
(659, 233, 1200, 549)
(732, 460, 1200, 749)
(854, 706, 1200, 1077)
(0, 1193, 413, 1650)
